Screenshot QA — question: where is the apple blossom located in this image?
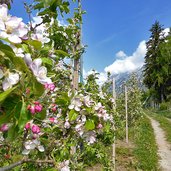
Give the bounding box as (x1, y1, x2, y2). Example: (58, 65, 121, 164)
(29, 105, 36, 115)
(2, 72, 19, 91)
(22, 139, 44, 155)
(44, 83, 56, 91)
(60, 160, 70, 171)
(97, 123, 103, 129)
(31, 16, 50, 44)
(0, 4, 28, 43)
(75, 123, 84, 136)
(34, 104, 43, 113)
(25, 123, 31, 130)
(68, 97, 82, 112)
(49, 117, 55, 123)
(24, 55, 52, 84)
(84, 131, 96, 145)
(83, 95, 95, 107)
(64, 121, 70, 129)
(31, 125, 40, 134)
(11, 45, 24, 57)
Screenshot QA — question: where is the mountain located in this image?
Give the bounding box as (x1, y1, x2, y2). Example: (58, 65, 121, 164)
(111, 67, 144, 93)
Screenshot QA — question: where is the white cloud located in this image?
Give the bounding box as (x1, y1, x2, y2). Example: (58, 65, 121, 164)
(163, 28, 170, 37)
(83, 69, 107, 86)
(104, 40, 146, 75)
(116, 51, 127, 59)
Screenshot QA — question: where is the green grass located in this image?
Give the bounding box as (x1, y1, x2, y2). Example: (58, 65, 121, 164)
(130, 115, 159, 171)
(116, 142, 138, 171)
(153, 109, 171, 118)
(149, 110, 171, 143)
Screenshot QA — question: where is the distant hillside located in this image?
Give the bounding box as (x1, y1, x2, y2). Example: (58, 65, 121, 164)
(111, 67, 144, 93)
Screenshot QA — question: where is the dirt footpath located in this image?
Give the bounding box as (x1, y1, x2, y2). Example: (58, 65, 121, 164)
(149, 117, 171, 171)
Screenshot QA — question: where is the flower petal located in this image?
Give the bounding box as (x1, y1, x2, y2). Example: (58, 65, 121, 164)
(2, 78, 11, 91)
(8, 34, 22, 43)
(38, 145, 45, 152)
(8, 73, 19, 85)
(0, 4, 8, 20)
(22, 149, 30, 155)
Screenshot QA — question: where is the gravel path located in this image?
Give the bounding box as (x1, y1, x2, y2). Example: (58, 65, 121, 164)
(149, 117, 171, 171)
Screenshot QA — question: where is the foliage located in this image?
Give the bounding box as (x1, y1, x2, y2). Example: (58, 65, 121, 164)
(0, 1, 115, 171)
(127, 73, 144, 126)
(143, 21, 171, 104)
(116, 73, 144, 137)
(131, 115, 159, 170)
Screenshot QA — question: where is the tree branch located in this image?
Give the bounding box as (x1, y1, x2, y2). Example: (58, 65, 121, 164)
(0, 158, 55, 171)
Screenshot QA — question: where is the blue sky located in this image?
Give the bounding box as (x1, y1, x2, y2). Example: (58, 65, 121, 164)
(10, 0, 171, 79)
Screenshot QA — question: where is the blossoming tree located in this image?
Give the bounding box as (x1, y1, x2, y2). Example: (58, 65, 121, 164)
(0, 1, 115, 170)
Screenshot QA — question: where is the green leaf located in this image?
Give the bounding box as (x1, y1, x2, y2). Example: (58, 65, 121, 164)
(85, 119, 95, 130)
(0, 43, 15, 58)
(42, 57, 53, 65)
(7, 124, 19, 141)
(25, 40, 42, 50)
(55, 50, 69, 57)
(69, 110, 78, 121)
(13, 56, 30, 72)
(33, 78, 44, 96)
(0, 87, 16, 103)
(18, 98, 30, 130)
(35, 109, 46, 120)
(34, 2, 44, 10)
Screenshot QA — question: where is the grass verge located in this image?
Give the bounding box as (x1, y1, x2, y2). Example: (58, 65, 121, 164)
(153, 110, 171, 118)
(130, 115, 159, 170)
(148, 110, 171, 143)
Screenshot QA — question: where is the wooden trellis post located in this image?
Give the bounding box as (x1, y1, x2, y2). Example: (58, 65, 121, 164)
(112, 77, 116, 171)
(72, 0, 82, 90)
(125, 85, 128, 143)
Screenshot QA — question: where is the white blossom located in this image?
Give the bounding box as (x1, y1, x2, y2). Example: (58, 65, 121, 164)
(22, 139, 45, 155)
(11, 45, 24, 57)
(83, 95, 95, 107)
(68, 97, 82, 111)
(24, 54, 52, 84)
(31, 16, 50, 44)
(2, 72, 19, 91)
(84, 131, 96, 145)
(60, 160, 70, 171)
(0, 4, 28, 43)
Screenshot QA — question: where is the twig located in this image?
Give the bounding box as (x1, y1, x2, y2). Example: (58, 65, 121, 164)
(0, 158, 55, 171)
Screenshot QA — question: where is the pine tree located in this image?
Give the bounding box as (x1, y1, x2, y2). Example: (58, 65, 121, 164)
(159, 28, 171, 101)
(143, 21, 165, 103)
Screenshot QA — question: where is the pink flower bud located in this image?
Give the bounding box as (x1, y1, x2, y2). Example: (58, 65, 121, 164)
(34, 101, 40, 105)
(44, 83, 55, 91)
(97, 123, 103, 129)
(49, 83, 55, 91)
(27, 104, 31, 110)
(30, 106, 36, 114)
(25, 122, 30, 130)
(35, 104, 43, 113)
(0, 124, 8, 132)
(31, 125, 40, 134)
(26, 88, 30, 94)
(49, 117, 55, 123)
(52, 107, 57, 113)
(44, 83, 49, 89)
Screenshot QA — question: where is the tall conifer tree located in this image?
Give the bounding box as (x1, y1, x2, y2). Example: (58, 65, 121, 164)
(143, 21, 165, 103)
